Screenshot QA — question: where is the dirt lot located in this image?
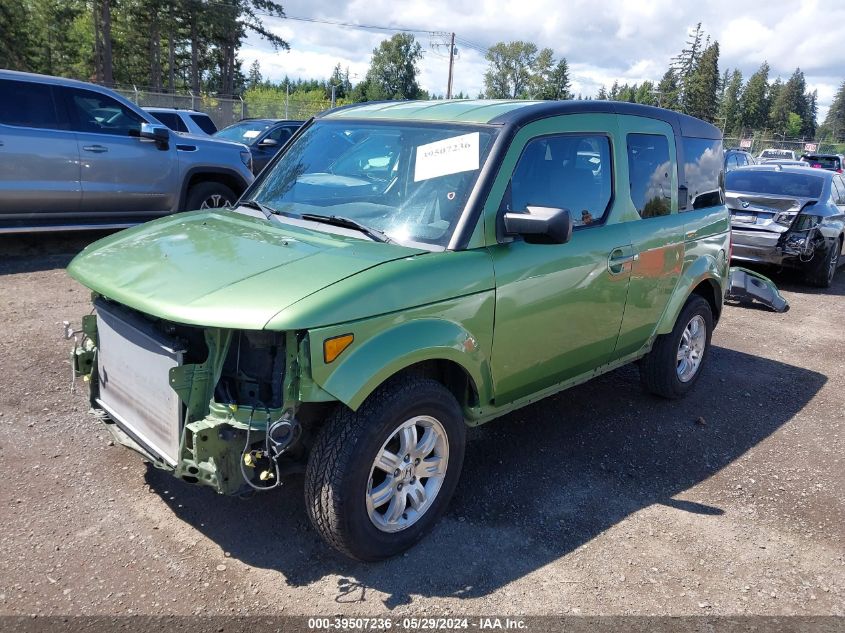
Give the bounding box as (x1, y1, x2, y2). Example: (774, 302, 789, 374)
(0, 232, 842, 617)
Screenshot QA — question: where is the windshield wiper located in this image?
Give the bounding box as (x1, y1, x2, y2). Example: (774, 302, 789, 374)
(239, 199, 276, 220)
(300, 213, 393, 243)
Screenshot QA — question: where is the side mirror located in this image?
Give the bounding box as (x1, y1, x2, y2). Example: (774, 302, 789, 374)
(258, 138, 278, 148)
(140, 123, 170, 143)
(503, 206, 573, 244)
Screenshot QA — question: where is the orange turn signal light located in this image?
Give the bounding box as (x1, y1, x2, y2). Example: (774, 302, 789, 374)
(323, 334, 354, 363)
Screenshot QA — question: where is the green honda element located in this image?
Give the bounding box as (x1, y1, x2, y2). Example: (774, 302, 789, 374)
(68, 100, 730, 560)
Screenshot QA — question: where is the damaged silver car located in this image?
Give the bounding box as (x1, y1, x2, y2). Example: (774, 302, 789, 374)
(727, 165, 845, 287)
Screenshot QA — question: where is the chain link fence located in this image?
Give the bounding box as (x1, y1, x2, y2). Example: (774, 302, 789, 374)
(114, 88, 332, 130)
(724, 136, 844, 157)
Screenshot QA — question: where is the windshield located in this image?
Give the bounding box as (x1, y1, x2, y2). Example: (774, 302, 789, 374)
(215, 121, 274, 144)
(726, 170, 824, 198)
(249, 120, 498, 248)
(760, 149, 793, 159)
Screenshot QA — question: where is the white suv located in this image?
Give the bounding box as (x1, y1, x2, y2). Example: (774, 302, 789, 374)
(144, 107, 218, 136)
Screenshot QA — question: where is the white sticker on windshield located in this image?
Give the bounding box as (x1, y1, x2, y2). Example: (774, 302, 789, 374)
(243, 130, 260, 139)
(414, 132, 480, 182)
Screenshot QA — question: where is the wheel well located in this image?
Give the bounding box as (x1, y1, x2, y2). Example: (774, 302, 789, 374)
(391, 360, 480, 409)
(180, 170, 248, 211)
(187, 172, 246, 198)
(691, 278, 722, 323)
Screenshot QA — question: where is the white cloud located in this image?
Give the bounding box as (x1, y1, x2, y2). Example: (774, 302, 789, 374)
(239, 0, 845, 119)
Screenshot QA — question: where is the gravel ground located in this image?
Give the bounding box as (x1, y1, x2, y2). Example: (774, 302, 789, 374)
(0, 232, 842, 617)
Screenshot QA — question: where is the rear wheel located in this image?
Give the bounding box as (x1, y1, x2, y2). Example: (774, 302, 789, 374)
(304, 376, 466, 561)
(640, 295, 713, 399)
(184, 182, 236, 212)
(805, 238, 841, 288)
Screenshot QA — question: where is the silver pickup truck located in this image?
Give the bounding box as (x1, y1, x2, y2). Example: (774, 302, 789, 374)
(0, 70, 254, 233)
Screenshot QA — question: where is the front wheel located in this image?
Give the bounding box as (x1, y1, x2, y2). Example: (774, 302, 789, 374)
(304, 376, 466, 561)
(640, 295, 713, 399)
(184, 181, 237, 212)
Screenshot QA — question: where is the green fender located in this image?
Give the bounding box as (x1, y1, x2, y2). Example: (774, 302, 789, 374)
(655, 252, 727, 336)
(309, 317, 493, 412)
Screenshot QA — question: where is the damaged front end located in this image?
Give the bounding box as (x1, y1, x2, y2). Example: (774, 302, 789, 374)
(69, 297, 320, 495)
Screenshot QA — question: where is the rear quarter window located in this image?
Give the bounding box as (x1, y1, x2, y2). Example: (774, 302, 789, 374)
(190, 114, 217, 135)
(150, 111, 187, 132)
(627, 133, 671, 218)
(683, 137, 724, 210)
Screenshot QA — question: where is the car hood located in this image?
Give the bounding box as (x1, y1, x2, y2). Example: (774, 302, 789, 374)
(176, 132, 248, 152)
(67, 210, 423, 329)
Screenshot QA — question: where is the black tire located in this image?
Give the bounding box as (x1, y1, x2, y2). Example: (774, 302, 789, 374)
(805, 238, 841, 288)
(183, 181, 237, 212)
(304, 376, 466, 561)
(640, 295, 713, 399)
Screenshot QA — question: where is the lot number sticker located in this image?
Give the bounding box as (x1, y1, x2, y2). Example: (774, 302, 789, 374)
(414, 132, 480, 182)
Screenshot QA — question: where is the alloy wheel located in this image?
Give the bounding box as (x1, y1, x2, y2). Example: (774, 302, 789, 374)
(676, 315, 706, 383)
(366, 415, 449, 533)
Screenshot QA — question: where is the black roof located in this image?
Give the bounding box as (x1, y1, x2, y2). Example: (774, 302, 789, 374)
(486, 100, 722, 139)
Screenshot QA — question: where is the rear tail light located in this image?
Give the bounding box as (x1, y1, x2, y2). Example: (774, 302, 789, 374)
(811, 163, 822, 168)
(837, 168, 843, 174)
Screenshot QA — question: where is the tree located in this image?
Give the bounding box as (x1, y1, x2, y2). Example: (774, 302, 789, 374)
(656, 69, 680, 110)
(359, 33, 424, 101)
(671, 23, 706, 104)
(595, 85, 608, 100)
(683, 41, 720, 121)
(329, 63, 353, 100)
(718, 69, 743, 134)
(822, 81, 845, 141)
(739, 62, 770, 132)
(483, 41, 551, 99)
(247, 59, 262, 89)
(535, 58, 571, 100)
(635, 81, 657, 106)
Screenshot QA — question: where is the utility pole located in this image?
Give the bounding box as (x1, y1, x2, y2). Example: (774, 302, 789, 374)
(446, 32, 455, 99)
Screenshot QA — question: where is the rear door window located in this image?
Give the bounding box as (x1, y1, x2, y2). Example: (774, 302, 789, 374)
(190, 114, 217, 135)
(0, 79, 62, 130)
(627, 133, 672, 218)
(682, 137, 724, 210)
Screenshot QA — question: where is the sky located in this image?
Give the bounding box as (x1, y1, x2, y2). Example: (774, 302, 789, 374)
(240, 0, 845, 121)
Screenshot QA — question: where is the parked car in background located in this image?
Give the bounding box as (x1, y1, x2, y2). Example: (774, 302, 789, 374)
(758, 148, 797, 161)
(144, 107, 218, 136)
(68, 99, 731, 560)
(0, 70, 254, 233)
(726, 165, 845, 287)
(760, 159, 810, 168)
(215, 118, 304, 174)
(799, 153, 844, 173)
(724, 148, 756, 171)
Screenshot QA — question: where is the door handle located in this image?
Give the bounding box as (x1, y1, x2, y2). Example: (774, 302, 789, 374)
(608, 248, 638, 274)
(82, 145, 108, 153)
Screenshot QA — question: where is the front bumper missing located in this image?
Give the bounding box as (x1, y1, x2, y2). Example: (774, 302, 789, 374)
(727, 267, 789, 313)
(68, 303, 305, 496)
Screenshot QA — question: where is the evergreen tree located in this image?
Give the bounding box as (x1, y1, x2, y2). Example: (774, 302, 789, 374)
(635, 81, 657, 106)
(822, 81, 845, 141)
(656, 69, 680, 110)
(247, 59, 262, 89)
(535, 58, 571, 100)
(718, 69, 743, 134)
(739, 62, 770, 132)
(683, 41, 719, 121)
